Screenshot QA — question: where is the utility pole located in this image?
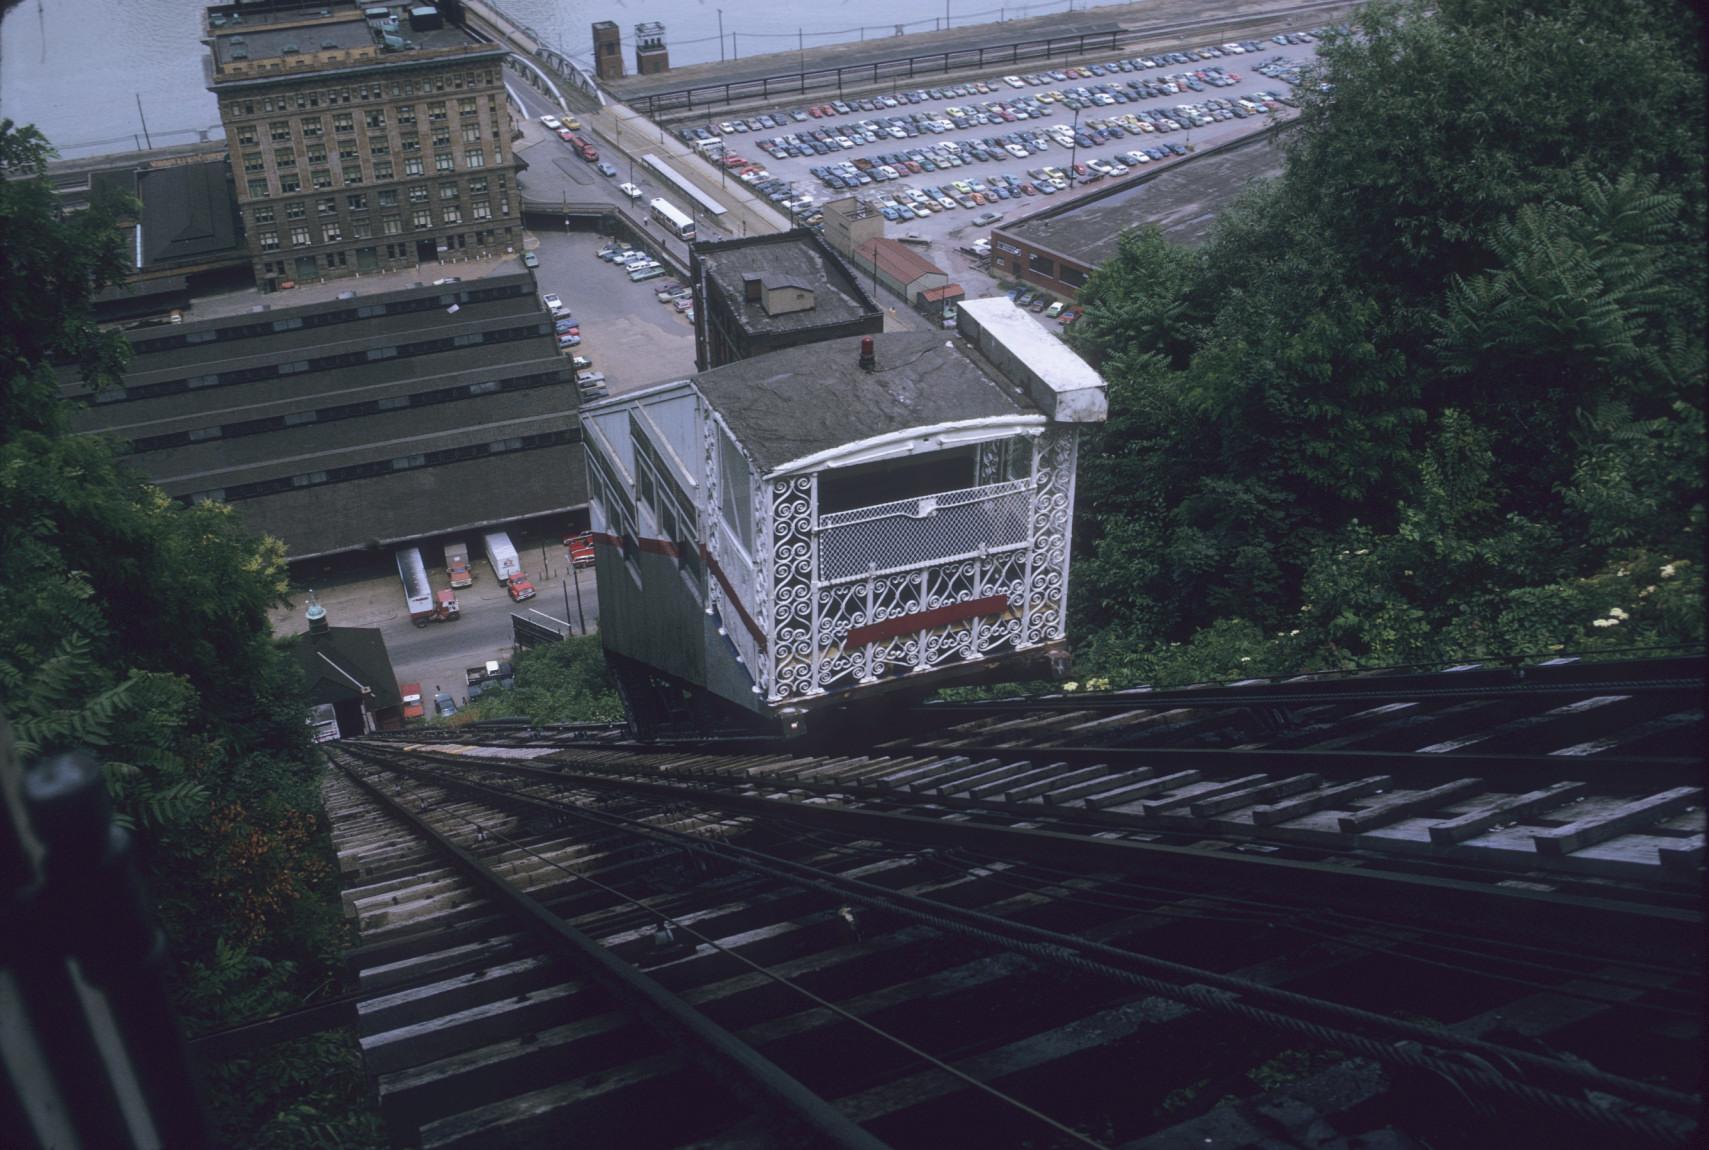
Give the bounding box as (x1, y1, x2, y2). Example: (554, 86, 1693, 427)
(135, 94, 153, 150)
(718, 9, 725, 63)
(572, 567, 587, 633)
(562, 578, 575, 635)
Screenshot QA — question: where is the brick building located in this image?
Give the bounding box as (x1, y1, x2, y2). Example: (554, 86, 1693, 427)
(204, 0, 519, 290)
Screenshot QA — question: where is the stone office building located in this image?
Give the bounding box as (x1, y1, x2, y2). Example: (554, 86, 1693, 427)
(204, 0, 519, 290)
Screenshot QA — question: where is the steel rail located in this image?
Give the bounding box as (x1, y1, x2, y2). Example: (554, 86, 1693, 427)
(333, 759, 893, 1150)
(346, 745, 1701, 1142)
(856, 740, 1699, 792)
(349, 744, 1704, 934)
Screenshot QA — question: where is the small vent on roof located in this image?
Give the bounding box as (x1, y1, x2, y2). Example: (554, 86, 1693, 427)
(230, 45, 250, 59)
(281, 42, 300, 54)
(321, 39, 338, 49)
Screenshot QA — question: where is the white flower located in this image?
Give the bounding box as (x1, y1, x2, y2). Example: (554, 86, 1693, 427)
(1062, 681, 1080, 692)
(1354, 549, 1369, 556)
(1592, 617, 1619, 628)
(1661, 564, 1677, 578)
(1640, 585, 1657, 597)
(1239, 657, 1251, 663)
(1608, 607, 1629, 620)
(1288, 629, 1300, 637)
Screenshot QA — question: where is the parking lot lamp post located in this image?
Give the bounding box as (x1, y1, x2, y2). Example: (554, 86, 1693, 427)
(1068, 106, 1080, 188)
(718, 9, 725, 63)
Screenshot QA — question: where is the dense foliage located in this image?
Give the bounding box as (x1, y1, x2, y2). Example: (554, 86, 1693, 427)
(455, 635, 625, 724)
(0, 121, 381, 1148)
(1067, 0, 1704, 684)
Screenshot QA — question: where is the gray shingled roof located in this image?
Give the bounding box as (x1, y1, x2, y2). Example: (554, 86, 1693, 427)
(694, 332, 1034, 473)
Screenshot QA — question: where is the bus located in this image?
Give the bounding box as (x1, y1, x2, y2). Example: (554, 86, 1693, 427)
(649, 197, 695, 241)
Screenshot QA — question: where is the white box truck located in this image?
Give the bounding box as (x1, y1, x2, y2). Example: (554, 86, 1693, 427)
(483, 531, 522, 584)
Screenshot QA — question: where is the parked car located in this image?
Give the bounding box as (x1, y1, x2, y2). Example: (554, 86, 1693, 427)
(542, 292, 565, 314)
(522, 251, 538, 268)
(433, 691, 457, 717)
(596, 161, 618, 177)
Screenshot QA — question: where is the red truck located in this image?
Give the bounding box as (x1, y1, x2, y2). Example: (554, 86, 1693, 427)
(400, 683, 426, 722)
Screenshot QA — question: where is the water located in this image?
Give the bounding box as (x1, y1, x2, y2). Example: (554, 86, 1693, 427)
(1, 0, 1129, 157)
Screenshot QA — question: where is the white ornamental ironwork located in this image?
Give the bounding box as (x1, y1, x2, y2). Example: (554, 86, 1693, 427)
(755, 427, 1079, 703)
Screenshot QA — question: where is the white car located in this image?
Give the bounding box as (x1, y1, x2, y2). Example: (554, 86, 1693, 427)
(539, 115, 562, 131)
(542, 292, 565, 315)
(1003, 75, 1025, 88)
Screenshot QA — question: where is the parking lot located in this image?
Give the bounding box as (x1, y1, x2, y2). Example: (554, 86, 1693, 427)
(530, 228, 699, 399)
(663, 33, 1324, 268)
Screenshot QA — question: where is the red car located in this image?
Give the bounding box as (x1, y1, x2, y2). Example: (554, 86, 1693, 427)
(400, 683, 425, 722)
(507, 574, 537, 602)
(579, 146, 599, 162)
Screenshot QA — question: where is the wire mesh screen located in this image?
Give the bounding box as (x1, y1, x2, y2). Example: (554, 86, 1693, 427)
(818, 479, 1032, 582)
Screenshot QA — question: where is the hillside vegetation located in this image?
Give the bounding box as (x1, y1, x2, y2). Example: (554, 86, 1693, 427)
(1067, 0, 1705, 685)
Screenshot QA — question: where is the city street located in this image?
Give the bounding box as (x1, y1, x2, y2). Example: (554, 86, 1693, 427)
(530, 228, 699, 396)
(274, 534, 601, 718)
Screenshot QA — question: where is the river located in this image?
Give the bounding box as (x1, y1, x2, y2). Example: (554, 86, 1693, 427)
(1, 0, 1129, 157)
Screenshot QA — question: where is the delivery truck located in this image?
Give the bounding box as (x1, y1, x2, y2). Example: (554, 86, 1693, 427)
(483, 531, 522, 584)
(444, 540, 473, 588)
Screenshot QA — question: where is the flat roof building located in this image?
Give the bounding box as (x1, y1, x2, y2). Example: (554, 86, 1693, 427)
(991, 133, 1288, 300)
(65, 272, 583, 560)
(689, 230, 882, 371)
(204, 1, 518, 290)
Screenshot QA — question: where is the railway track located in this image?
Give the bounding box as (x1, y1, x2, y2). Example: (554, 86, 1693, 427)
(327, 660, 1702, 1148)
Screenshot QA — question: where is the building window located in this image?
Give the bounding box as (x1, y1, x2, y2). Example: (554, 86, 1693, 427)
(368, 138, 390, 157)
(301, 116, 323, 137)
(343, 166, 363, 186)
(274, 148, 296, 169)
(311, 170, 332, 189)
(459, 96, 478, 116)
(412, 209, 432, 229)
(269, 120, 291, 141)
(408, 184, 429, 204)
(306, 145, 327, 165)
(403, 158, 423, 176)
(291, 226, 311, 247)
(251, 205, 275, 224)
(461, 123, 481, 144)
(285, 200, 306, 220)
(427, 101, 447, 121)
(442, 205, 461, 224)
(280, 173, 301, 193)
(397, 104, 416, 125)
(382, 214, 402, 235)
(435, 152, 454, 172)
(346, 193, 367, 211)
(242, 152, 265, 173)
(1028, 251, 1057, 277)
(258, 230, 280, 251)
(401, 132, 421, 154)
(438, 181, 458, 201)
(364, 110, 386, 130)
(352, 218, 372, 239)
(338, 142, 359, 161)
(323, 222, 342, 242)
(431, 127, 451, 149)
(317, 197, 337, 215)
(372, 161, 393, 180)
(1058, 265, 1088, 289)
(377, 190, 398, 207)
(236, 125, 257, 146)
(333, 112, 354, 133)
(468, 176, 488, 194)
(464, 149, 485, 169)
(472, 199, 491, 220)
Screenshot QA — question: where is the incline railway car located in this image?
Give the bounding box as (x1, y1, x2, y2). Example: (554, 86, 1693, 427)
(579, 298, 1106, 735)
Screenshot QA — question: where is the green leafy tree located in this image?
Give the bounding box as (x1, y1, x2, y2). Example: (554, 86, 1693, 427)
(1, 120, 381, 1148)
(1067, 0, 1704, 683)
